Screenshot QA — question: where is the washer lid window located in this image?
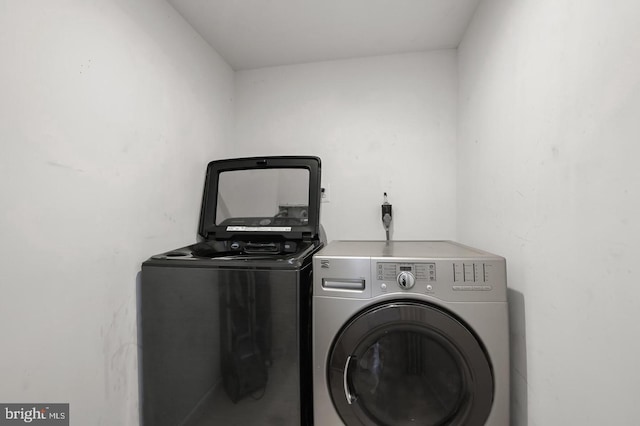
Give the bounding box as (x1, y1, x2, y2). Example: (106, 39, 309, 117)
(327, 302, 494, 426)
(198, 156, 322, 241)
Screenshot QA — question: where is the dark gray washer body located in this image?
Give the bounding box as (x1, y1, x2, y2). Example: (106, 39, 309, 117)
(141, 241, 323, 426)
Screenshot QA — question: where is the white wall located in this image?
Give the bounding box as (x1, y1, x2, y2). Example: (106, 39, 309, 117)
(458, 0, 640, 425)
(0, 1, 233, 424)
(234, 51, 458, 241)
(7, 1, 637, 423)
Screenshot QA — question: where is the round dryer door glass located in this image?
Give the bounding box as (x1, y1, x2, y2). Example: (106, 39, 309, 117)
(327, 302, 494, 426)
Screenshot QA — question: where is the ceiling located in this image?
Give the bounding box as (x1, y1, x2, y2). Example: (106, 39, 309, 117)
(167, 0, 481, 70)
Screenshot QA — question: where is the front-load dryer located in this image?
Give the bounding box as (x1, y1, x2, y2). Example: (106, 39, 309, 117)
(312, 241, 509, 426)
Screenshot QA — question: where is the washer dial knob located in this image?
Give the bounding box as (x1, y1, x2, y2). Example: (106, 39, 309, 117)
(397, 271, 416, 290)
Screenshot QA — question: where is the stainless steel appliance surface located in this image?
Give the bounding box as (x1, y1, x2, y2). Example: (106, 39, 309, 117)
(140, 156, 325, 426)
(312, 240, 509, 426)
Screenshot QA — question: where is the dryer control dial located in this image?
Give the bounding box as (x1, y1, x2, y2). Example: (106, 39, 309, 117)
(397, 271, 416, 290)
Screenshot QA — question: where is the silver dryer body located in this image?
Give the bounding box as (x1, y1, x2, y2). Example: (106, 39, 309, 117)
(312, 240, 509, 426)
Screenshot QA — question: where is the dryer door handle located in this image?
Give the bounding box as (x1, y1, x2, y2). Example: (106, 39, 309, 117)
(344, 355, 357, 405)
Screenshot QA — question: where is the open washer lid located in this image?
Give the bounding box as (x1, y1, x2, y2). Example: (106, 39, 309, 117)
(198, 156, 322, 241)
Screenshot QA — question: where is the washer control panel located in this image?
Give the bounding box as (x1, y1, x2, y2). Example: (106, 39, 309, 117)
(371, 259, 506, 301)
(314, 242, 507, 302)
(376, 262, 436, 291)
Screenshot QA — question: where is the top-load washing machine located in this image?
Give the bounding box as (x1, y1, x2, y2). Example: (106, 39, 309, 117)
(312, 241, 509, 426)
(140, 156, 325, 426)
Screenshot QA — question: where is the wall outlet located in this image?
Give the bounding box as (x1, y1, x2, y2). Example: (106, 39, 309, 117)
(321, 184, 330, 203)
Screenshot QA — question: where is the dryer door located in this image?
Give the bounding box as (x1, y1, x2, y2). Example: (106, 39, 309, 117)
(327, 301, 493, 426)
